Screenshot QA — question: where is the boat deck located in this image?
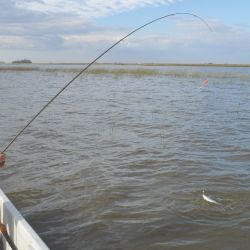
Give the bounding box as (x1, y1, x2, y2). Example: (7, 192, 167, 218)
(0, 189, 49, 250)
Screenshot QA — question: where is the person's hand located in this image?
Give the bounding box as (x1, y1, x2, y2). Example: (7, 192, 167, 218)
(0, 152, 6, 168)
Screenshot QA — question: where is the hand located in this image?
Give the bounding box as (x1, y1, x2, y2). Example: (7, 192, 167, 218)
(0, 152, 6, 168)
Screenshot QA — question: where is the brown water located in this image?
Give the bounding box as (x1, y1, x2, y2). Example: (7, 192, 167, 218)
(0, 64, 250, 250)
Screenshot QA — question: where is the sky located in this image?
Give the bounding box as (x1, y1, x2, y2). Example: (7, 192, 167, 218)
(1, 0, 250, 63)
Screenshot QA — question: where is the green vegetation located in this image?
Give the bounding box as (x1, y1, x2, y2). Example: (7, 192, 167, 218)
(0, 66, 38, 71)
(100, 68, 159, 76)
(0, 64, 250, 80)
(139, 63, 250, 67)
(12, 59, 32, 64)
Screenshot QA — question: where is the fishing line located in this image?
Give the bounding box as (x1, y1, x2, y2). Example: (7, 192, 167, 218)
(1, 12, 212, 153)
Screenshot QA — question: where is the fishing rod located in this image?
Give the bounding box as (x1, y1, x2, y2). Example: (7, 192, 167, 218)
(1, 12, 212, 154)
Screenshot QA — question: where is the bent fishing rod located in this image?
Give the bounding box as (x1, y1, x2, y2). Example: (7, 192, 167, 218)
(1, 12, 212, 154)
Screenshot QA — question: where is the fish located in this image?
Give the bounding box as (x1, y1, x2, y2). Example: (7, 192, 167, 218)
(202, 190, 221, 205)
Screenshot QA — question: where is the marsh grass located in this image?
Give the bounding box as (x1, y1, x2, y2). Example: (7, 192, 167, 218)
(0, 66, 39, 71)
(106, 68, 159, 76)
(42, 67, 159, 76)
(42, 68, 250, 80)
(1, 65, 250, 80)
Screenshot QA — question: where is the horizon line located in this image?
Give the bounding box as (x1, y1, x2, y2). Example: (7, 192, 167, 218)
(4, 62, 250, 67)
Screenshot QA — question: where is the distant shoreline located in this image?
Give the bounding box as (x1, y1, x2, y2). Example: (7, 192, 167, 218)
(30, 62, 250, 67)
(2, 61, 250, 67)
(139, 63, 250, 67)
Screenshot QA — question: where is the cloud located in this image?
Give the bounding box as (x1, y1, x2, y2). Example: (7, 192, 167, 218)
(62, 31, 173, 50)
(173, 18, 250, 46)
(0, 36, 34, 49)
(15, 0, 175, 18)
(1, 1, 250, 63)
(1, 0, 176, 52)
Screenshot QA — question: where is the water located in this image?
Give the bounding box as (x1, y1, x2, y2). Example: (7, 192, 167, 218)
(1, 64, 250, 249)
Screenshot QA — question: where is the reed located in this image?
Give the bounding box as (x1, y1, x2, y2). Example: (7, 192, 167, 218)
(1, 66, 250, 80)
(42, 67, 160, 76)
(0, 66, 39, 71)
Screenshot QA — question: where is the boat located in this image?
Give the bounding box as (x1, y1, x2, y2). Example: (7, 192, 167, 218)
(0, 189, 49, 250)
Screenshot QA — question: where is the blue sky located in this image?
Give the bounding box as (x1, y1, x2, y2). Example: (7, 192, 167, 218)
(1, 0, 250, 63)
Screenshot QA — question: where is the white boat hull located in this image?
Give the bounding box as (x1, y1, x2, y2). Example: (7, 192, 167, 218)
(0, 189, 49, 250)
